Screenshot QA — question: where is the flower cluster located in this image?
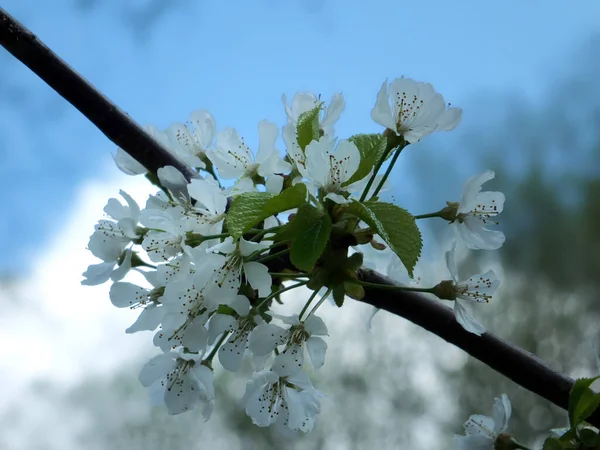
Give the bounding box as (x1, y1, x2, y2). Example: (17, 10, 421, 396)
(83, 77, 505, 432)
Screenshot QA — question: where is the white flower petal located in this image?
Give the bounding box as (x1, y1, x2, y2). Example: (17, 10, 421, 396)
(126, 304, 165, 334)
(212, 127, 252, 179)
(81, 262, 116, 286)
(189, 109, 216, 149)
(164, 372, 200, 415)
(306, 337, 327, 370)
(461, 270, 500, 302)
(249, 323, 289, 356)
(457, 219, 506, 251)
(158, 166, 189, 199)
(181, 316, 209, 353)
(444, 240, 459, 282)
(109, 281, 146, 308)
(323, 192, 349, 204)
(454, 300, 486, 336)
(110, 248, 133, 282)
(436, 107, 463, 131)
(219, 329, 250, 372)
(230, 295, 251, 316)
(272, 344, 304, 377)
(458, 170, 496, 214)
(370, 80, 396, 131)
(139, 353, 177, 387)
(208, 314, 237, 343)
(256, 120, 279, 164)
(239, 238, 270, 257)
(303, 315, 328, 336)
(244, 262, 272, 298)
(265, 174, 284, 194)
(113, 148, 146, 175)
(321, 93, 345, 131)
(465, 414, 496, 437)
(492, 394, 512, 433)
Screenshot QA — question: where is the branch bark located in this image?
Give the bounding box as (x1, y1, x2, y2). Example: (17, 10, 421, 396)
(2, 5, 596, 428)
(0, 8, 197, 182)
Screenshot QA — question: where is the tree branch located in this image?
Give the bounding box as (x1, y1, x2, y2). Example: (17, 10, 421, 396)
(357, 268, 600, 425)
(1, 5, 595, 427)
(0, 8, 197, 182)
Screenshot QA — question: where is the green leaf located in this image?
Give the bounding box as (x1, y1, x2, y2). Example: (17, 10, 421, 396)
(579, 428, 598, 447)
(296, 105, 322, 151)
(333, 284, 345, 307)
(345, 201, 422, 277)
(287, 204, 332, 272)
(226, 184, 307, 238)
(569, 376, 600, 430)
(345, 134, 387, 186)
(542, 437, 571, 450)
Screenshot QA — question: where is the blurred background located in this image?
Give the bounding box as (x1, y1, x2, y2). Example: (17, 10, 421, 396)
(1, 0, 600, 448)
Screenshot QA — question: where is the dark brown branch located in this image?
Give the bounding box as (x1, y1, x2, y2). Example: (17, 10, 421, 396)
(0, 8, 197, 182)
(1, 5, 595, 428)
(358, 268, 600, 426)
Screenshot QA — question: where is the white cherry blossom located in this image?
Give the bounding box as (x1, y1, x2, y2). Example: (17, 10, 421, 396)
(455, 394, 512, 450)
(109, 270, 166, 334)
(81, 247, 132, 286)
(455, 170, 505, 250)
(185, 178, 228, 234)
(271, 314, 328, 376)
(282, 92, 345, 136)
(207, 295, 256, 372)
(139, 211, 190, 262)
(208, 121, 291, 193)
(139, 351, 214, 418)
(204, 237, 272, 307)
(249, 313, 328, 375)
(82, 191, 141, 285)
(243, 367, 322, 433)
(445, 241, 500, 336)
(103, 189, 142, 239)
(298, 136, 366, 203)
(154, 253, 226, 351)
(165, 110, 215, 169)
(371, 77, 462, 143)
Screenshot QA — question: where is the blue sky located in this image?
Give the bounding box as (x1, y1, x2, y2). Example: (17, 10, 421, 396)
(1, 0, 600, 272)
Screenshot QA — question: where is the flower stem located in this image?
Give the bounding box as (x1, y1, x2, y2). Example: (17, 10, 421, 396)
(359, 145, 395, 202)
(353, 279, 435, 294)
(268, 272, 309, 278)
(298, 288, 323, 320)
(368, 144, 405, 200)
(249, 225, 284, 242)
(254, 248, 290, 264)
(245, 241, 288, 261)
(413, 212, 442, 220)
(201, 232, 230, 240)
(205, 331, 230, 363)
(254, 280, 309, 311)
(305, 288, 333, 320)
